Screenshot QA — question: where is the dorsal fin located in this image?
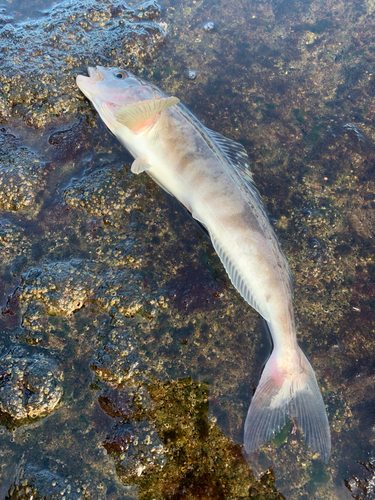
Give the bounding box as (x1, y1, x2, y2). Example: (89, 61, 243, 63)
(203, 127, 269, 216)
(202, 124, 293, 289)
(203, 127, 254, 184)
(114, 96, 179, 132)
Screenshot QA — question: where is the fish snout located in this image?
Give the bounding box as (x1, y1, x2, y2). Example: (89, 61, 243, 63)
(87, 66, 103, 83)
(76, 67, 103, 91)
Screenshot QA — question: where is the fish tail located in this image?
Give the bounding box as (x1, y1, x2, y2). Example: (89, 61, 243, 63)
(244, 347, 331, 462)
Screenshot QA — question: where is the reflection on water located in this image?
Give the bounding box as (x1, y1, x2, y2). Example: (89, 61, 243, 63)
(2, 0, 58, 22)
(0, 0, 374, 498)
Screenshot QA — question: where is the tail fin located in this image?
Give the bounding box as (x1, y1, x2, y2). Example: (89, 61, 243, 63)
(244, 347, 331, 463)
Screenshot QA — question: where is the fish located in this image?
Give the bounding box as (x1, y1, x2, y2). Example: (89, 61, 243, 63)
(76, 66, 331, 462)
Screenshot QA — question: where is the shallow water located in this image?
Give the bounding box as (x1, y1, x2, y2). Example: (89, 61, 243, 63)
(0, 0, 374, 498)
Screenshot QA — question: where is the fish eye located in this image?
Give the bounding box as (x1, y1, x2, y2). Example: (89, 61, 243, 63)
(114, 71, 127, 79)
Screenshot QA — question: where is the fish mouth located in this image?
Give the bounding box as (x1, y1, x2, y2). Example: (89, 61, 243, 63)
(87, 66, 104, 83)
(76, 67, 103, 89)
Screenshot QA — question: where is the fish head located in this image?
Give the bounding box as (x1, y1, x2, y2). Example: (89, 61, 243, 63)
(76, 66, 162, 132)
(76, 66, 158, 105)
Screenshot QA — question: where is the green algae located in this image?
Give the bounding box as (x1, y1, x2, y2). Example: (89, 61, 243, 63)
(110, 377, 285, 499)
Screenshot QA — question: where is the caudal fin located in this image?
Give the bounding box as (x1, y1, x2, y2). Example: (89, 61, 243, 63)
(244, 348, 331, 462)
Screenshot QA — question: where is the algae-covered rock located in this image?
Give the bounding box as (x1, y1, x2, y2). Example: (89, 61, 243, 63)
(91, 327, 141, 385)
(106, 420, 166, 480)
(0, 0, 166, 127)
(107, 377, 286, 499)
(0, 0, 375, 496)
(135, 0, 162, 20)
(0, 346, 63, 421)
(98, 386, 137, 420)
(0, 220, 21, 246)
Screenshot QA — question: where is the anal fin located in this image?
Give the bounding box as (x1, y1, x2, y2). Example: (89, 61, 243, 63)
(210, 232, 269, 321)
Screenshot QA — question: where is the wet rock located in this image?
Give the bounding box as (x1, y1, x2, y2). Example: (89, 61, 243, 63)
(103, 422, 136, 454)
(109, 238, 143, 270)
(123, 377, 285, 498)
(0, 13, 13, 28)
(0, 346, 63, 420)
(115, 420, 166, 478)
(0, 219, 29, 267)
(94, 268, 153, 318)
(343, 123, 366, 144)
(0, 0, 166, 127)
(309, 237, 321, 248)
(0, 163, 43, 211)
(5, 462, 83, 500)
(14, 258, 158, 335)
(0, 129, 46, 211)
(19, 259, 96, 319)
(0, 220, 19, 245)
(91, 327, 140, 384)
(63, 161, 142, 220)
(348, 207, 375, 241)
(135, 0, 162, 20)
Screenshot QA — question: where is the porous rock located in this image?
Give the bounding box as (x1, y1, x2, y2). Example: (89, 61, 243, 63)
(0, 0, 167, 127)
(0, 346, 63, 420)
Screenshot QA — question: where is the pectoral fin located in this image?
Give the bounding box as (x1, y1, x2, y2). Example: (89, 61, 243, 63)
(131, 157, 150, 175)
(114, 96, 180, 132)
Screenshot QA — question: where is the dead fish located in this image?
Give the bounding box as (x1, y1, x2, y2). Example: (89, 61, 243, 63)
(76, 66, 331, 462)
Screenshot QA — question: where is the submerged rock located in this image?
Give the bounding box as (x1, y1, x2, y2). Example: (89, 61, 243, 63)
(0, 0, 167, 127)
(0, 218, 29, 268)
(98, 387, 136, 420)
(5, 462, 84, 500)
(115, 377, 285, 499)
(48, 119, 89, 160)
(0, 346, 63, 420)
(92, 327, 140, 385)
(167, 264, 224, 314)
(19, 259, 96, 319)
(115, 420, 166, 479)
(0, 9, 13, 28)
(0, 219, 20, 245)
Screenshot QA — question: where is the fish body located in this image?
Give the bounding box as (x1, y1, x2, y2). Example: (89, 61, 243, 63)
(76, 67, 331, 462)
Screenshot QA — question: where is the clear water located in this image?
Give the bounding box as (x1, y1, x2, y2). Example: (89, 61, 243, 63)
(0, 0, 374, 498)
